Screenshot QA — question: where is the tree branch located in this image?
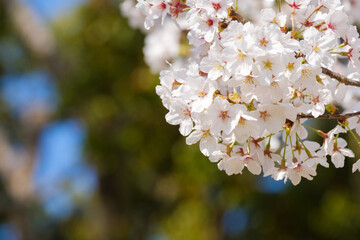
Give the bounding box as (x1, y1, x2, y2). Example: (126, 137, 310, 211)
(298, 111, 360, 119)
(321, 67, 360, 87)
(3, 0, 56, 59)
(229, 7, 247, 25)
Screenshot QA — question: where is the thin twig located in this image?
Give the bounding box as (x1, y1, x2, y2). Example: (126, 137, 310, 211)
(298, 111, 360, 119)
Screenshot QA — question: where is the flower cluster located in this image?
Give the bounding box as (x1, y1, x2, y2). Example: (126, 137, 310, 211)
(128, 0, 360, 185)
(121, 0, 276, 72)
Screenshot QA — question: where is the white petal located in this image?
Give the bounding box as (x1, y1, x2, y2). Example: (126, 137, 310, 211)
(186, 130, 203, 145)
(288, 170, 301, 186)
(352, 159, 360, 173)
(246, 160, 262, 175)
(332, 151, 345, 168)
(179, 118, 193, 136)
(223, 157, 245, 175)
(340, 148, 355, 158)
(200, 136, 217, 156)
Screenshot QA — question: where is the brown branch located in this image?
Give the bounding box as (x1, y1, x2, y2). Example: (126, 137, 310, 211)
(229, 7, 248, 25)
(298, 111, 360, 119)
(321, 67, 360, 87)
(4, 0, 56, 59)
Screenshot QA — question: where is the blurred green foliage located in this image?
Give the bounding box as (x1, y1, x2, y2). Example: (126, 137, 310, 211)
(1, 0, 360, 239)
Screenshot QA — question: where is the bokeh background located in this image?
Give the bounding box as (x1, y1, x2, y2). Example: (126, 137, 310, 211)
(0, 0, 360, 239)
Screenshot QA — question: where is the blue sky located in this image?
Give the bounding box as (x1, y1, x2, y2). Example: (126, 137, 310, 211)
(34, 119, 97, 219)
(1, 0, 94, 221)
(1, 70, 97, 219)
(22, 0, 84, 21)
(1, 71, 58, 116)
(257, 176, 289, 194)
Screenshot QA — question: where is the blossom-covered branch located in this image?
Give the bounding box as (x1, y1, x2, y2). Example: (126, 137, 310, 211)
(230, 7, 360, 88)
(131, 0, 360, 185)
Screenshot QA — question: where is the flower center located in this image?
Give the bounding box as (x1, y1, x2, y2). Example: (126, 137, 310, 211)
(259, 37, 268, 47)
(301, 68, 311, 79)
(237, 49, 246, 62)
(212, 3, 221, 11)
(219, 110, 230, 120)
(159, 2, 167, 10)
(286, 62, 295, 71)
(238, 117, 246, 125)
(199, 90, 207, 98)
(243, 75, 254, 84)
(260, 111, 271, 121)
(313, 45, 320, 52)
(263, 60, 273, 70)
(206, 19, 214, 27)
(328, 23, 336, 30)
(311, 96, 320, 104)
(182, 109, 191, 117)
(215, 64, 224, 71)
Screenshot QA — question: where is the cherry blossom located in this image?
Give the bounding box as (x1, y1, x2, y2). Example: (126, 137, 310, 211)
(123, 0, 360, 185)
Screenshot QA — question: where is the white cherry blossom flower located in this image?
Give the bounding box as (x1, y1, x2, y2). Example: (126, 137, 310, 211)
(182, 76, 217, 113)
(260, 8, 287, 27)
(197, 0, 233, 18)
(222, 41, 254, 77)
(262, 149, 282, 176)
(233, 113, 259, 143)
(221, 22, 254, 47)
(325, 9, 349, 37)
(285, 0, 311, 13)
(218, 155, 246, 175)
(190, 12, 219, 43)
(186, 122, 217, 157)
(323, 125, 347, 154)
(257, 104, 288, 134)
(144, 20, 181, 72)
(206, 97, 244, 136)
(131, 0, 360, 185)
(165, 99, 193, 136)
(301, 27, 337, 67)
(200, 46, 231, 81)
(247, 24, 284, 55)
(287, 162, 317, 185)
(254, 54, 285, 86)
(137, 0, 170, 29)
(330, 138, 355, 168)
